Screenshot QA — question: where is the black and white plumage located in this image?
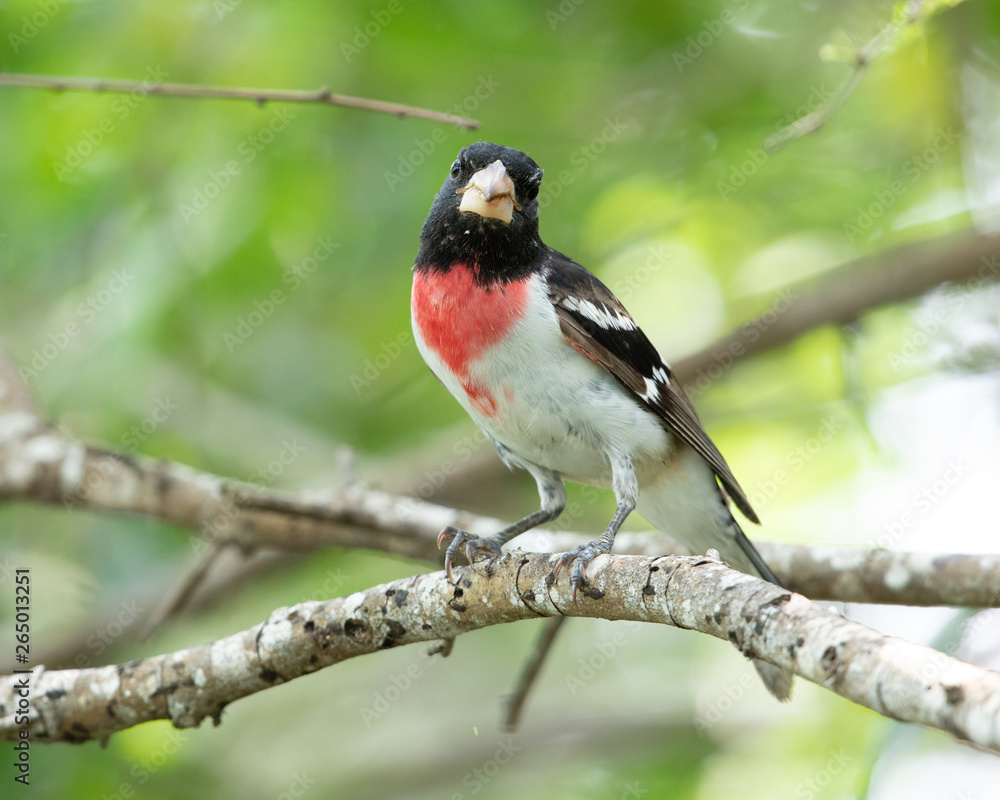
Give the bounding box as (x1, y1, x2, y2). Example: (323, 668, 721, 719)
(411, 142, 792, 700)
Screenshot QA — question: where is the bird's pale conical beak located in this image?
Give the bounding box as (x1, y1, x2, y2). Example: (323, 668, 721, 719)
(457, 159, 521, 224)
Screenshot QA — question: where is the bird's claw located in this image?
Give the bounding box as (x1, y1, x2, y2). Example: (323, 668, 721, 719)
(437, 526, 503, 582)
(554, 542, 607, 601)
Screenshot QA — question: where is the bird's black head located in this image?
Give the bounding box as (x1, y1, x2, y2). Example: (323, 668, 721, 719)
(416, 143, 546, 282)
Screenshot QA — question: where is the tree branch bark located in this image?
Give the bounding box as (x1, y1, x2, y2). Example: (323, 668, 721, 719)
(3, 552, 998, 751)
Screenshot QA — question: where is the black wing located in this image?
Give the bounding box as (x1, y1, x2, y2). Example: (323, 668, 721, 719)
(544, 249, 759, 525)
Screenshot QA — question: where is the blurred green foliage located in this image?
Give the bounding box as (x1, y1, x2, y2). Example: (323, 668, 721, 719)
(2, 0, 998, 798)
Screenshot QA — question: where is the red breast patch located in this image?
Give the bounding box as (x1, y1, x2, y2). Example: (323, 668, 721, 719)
(412, 264, 529, 416)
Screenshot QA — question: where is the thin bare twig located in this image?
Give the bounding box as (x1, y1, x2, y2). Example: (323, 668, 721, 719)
(766, 0, 926, 152)
(0, 72, 480, 129)
(137, 541, 228, 644)
(503, 617, 567, 732)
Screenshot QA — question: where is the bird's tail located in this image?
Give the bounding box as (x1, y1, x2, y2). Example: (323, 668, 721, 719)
(727, 514, 781, 585)
(726, 515, 794, 701)
(637, 463, 794, 701)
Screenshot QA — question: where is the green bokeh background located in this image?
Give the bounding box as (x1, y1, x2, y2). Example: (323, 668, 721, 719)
(2, 1, 999, 797)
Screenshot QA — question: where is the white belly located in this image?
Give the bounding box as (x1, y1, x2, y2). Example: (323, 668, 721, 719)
(413, 274, 672, 487)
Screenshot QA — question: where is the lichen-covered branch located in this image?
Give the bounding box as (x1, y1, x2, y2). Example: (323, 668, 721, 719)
(759, 544, 1000, 608)
(2, 552, 999, 752)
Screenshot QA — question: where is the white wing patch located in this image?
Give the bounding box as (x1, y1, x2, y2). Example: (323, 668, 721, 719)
(640, 365, 672, 404)
(652, 365, 671, 386)
(561, 297, 637, 331)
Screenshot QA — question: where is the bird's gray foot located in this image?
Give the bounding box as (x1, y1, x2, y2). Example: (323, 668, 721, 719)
(554, 539, 613, 600)
(437, 527, 503, 581)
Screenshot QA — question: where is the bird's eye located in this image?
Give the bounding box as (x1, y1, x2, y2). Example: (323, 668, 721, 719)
(449, 159, 461, 178)
(521, 168, 544, 200)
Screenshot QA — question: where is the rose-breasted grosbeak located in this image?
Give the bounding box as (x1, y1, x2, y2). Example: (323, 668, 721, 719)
(411, 142, 792, 700)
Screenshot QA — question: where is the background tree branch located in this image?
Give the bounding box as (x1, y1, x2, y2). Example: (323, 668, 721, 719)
(2, 345, 998, 616)
(673, 229, 1000, 386)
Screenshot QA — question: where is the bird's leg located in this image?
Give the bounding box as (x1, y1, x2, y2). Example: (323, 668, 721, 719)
(438, 508, 557, 581)
(554, 500, 634, 599)
(438, 470, 566, 582)
(555, 454, 637, 599)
